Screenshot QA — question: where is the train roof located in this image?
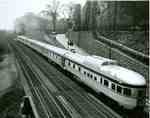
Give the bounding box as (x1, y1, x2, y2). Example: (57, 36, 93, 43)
(64, 52, 85, 64)
(82, 55, 145, 86)
(20, 36, 68, 56)
(83, 55, 117, 68)
(101, 65, 146, 86)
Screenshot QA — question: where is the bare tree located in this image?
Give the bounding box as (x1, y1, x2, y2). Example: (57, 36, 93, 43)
(41, 0, 60, 32)
(14, 12, 50, 36)
(61, 2, 76, 19)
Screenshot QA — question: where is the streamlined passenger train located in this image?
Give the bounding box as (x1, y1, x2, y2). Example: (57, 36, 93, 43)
(16, 36, 146, 109)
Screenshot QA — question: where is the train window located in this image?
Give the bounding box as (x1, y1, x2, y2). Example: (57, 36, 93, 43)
(90, 74, 93, 79)
(73, 64, 75, 68)
(117, 86, 122, 94)
(68, 61, 70, 66)
(87, 73, 90, 77)
(104, 80, 109, 87)
(94, 76, 97, 81)
(100, 77, 103, 84)
(84, 71, 86, 75)
(123, 88, 131, 96)
(111, 83, 115, 90)
(78, 67, 81, 72)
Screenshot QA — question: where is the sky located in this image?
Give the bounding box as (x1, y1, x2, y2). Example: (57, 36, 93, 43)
(0, 0, 86, 30)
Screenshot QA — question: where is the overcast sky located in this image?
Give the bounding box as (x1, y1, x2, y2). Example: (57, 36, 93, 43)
(0, 0, 85, 30)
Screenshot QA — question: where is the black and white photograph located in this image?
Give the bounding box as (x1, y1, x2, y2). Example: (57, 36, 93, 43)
(0, 0, 149, 118)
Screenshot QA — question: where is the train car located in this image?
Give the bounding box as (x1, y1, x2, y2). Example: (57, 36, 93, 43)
(16, 36, 146, 109)
(64, 53, 146, 109)
(17, 36, 69, 67)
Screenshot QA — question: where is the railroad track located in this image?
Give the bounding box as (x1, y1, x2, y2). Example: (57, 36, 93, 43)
(15, 40, 122, 118)
(11, 43, 52, 118)
(10, 40, 122, 118)
(14, 41, 90, 118)
(11, 41, 68, 118)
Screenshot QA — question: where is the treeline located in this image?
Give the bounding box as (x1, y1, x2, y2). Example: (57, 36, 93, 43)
(14, 1, 149, 33)
(74, 1, 149, 31)
(70, 1, 149, 55)
(15, 16, 69, 36)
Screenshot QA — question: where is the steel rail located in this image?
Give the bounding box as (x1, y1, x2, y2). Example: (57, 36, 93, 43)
(18, 41, 122, 115)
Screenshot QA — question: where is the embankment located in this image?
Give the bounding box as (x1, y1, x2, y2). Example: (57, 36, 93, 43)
(68, 31, 149, 80)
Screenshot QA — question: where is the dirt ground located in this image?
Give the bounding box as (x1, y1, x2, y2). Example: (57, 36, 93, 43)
(0, 54, 24, 118)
